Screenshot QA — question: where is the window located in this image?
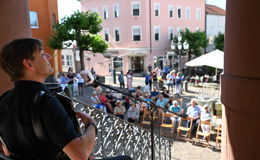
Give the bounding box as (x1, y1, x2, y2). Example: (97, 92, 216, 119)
(168, 5, 174, 18)
(66, 55, 73, 67)
(103, 7, 108, 19)
(177, 27, 182, 35)
(104, 28, 109, 42)
(132, 26, 141, 41)
(154, 26, 160, 41)
(113, 4, 119, 18)
(113, 57, 123, 72)
(29, 11, 39, 28)
(177, 7, 182, 19)
(154, 3, 160, 16)
(52, 13, 56, 28)
(92, 8, 98, 13)
(114, 28, 120, 42)
(168, 27, 174, 40)
(62, 55, 65, 66)
(185, 7, 190, 19)
(196, 8, 201, 20)
(132, 2, 140, 16)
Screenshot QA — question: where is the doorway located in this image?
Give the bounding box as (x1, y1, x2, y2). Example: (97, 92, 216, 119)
(131, 56, 144, 73)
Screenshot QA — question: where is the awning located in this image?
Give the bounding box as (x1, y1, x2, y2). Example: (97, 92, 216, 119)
(185, 49, 224, 69)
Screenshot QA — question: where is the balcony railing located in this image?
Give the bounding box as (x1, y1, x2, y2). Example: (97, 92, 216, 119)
(69, 96, 173, 160)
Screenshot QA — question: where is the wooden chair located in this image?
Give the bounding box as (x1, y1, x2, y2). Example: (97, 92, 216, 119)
(140, 110, 151, 126)
(195, 121, 212, 146)
(160, 113, 176, 137)
(177, 117, 193, 140)
(215, 124, 222, 149)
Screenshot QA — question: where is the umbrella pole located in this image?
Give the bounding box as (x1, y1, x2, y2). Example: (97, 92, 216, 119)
(215, 68, 218, 79)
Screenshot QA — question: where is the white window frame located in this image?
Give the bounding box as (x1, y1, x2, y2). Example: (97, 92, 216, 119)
(66, 55, 73, 67)
(154, 3, 160, 17)
(104, 28, 110, 42)
(113, 57, 123, 72)
(113, 4, 119, 18)
(132, 26, 142, 41)
(168, 27, 174, 40)
(185, 7, 191, 19)
(196, 8, 201, 20)
(114, 28, 120, 42)
(29, 11, 39, 28)
(177, 27, 182, 35)
(154, 26, 160, 41)
(177, 6, 182, 19)
(168, 5, 174, 18)
(103, 6, 109, 19)
(132, 1, 141, 16)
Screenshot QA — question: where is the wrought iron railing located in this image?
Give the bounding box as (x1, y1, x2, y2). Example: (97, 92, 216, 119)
(69, 97, 173, 160)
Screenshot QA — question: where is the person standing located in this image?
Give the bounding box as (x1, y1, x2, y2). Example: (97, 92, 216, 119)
(166, 71, 174, 93)
(90, 68, 96, 79)
(77, 72, 84, 96)
(0, 38, 96, 159)
(118, 71, 125, 90)
(126, 70, 133, 90)
(67, 67, 75, 97)
(152, 70, 158, 91)
(175, 72, 183, 95)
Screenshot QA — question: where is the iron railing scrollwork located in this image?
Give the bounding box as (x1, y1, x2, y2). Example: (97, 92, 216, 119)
(69, 98, 173, 160)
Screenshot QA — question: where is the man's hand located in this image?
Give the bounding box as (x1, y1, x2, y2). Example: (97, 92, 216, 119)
(76, 112, 96, 125)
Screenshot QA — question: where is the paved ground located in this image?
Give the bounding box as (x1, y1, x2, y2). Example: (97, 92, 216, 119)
(74, 76, 221, 160)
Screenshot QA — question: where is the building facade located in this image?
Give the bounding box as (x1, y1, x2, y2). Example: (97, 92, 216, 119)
(206, 5, 225, 52)
(80, 0, 205, 76)
(28, 0, 62, 75)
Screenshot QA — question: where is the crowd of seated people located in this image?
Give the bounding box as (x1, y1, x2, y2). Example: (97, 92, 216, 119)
(90, 85, 214, 140)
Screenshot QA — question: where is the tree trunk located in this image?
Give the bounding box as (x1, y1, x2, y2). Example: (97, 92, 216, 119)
(79, 49, 85, 70)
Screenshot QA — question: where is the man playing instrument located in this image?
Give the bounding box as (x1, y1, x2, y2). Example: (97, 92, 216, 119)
(0, 38, 96, 160)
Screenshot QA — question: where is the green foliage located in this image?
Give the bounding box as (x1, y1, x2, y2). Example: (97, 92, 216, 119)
(174, 29, 208, 60)
(49, 11, 108, 70)
(214, 32, 224, 51)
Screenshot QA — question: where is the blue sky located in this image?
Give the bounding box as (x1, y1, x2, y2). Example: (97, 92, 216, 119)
(58, 0, 226, 21)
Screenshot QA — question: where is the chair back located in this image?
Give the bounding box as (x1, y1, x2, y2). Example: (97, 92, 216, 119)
(140, 109, 152, 125)
(178, 117, 193, 129)
(161, 113, 175, 126)
(197, 120, 212, 133)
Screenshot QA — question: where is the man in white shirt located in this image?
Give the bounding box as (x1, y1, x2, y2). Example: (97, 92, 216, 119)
(80, 70, 95, 85)
(186, 99, 201, 135)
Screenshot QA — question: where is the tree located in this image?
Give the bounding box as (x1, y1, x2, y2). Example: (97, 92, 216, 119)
(174, 29, 208, 61)
(214, 32, 224, 51)
(49, 11, 108, 70)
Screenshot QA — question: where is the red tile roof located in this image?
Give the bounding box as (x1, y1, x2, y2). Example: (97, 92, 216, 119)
(206, 4, 226, 15)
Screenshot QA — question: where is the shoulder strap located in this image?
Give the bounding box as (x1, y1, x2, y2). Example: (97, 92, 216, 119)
(31, 91, 48, 144)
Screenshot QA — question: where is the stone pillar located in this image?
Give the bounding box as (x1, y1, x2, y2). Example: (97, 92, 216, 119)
(0, 0, 31, 94)
(221, 0, 260, 159)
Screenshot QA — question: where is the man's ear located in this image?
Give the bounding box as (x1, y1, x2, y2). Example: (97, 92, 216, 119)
(22, 59, 33, 70)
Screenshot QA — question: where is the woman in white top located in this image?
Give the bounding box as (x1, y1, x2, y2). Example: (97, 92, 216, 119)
(200, 104, 212, 134)
(126, 70, 133, 89)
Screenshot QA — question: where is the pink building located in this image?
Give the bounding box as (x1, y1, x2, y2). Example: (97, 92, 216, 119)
(81, 0, 205, 76)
